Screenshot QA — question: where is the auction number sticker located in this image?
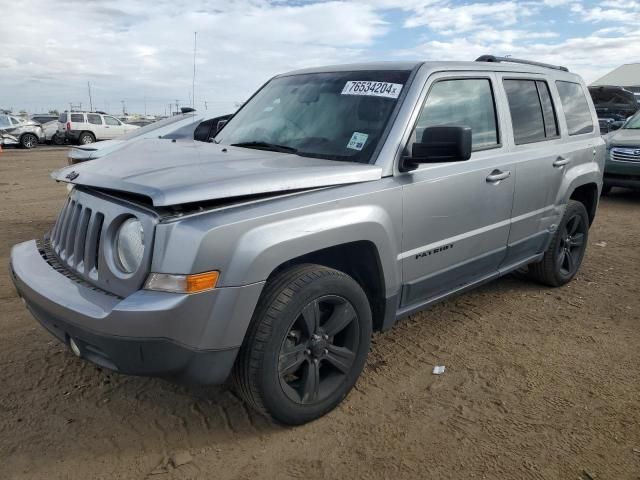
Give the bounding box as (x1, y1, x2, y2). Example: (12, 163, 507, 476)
(341, 81, 403, 99)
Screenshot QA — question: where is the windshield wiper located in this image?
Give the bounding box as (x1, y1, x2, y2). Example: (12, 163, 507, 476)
(230, 141, 298, 154)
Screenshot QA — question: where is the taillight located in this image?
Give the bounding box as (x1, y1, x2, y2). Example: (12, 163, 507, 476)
(66, 122, 70, 131)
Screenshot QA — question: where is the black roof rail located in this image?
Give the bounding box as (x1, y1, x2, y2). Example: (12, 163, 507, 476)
(475, 55, 569, 72)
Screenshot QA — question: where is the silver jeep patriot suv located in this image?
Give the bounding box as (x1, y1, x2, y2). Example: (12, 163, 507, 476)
(11, 56, 605, 425)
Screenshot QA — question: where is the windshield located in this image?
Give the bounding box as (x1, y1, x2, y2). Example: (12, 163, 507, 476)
(623, 111, 640, 129)
(214, 70, 411, 163)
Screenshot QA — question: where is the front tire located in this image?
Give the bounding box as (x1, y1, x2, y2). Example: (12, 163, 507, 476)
(20, 133, 38, 149)
(529, 200, 590, 287)
(233, 264, 372, 425)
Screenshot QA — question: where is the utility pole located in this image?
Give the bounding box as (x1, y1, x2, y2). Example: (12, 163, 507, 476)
(144, 96, 147, 116)
(87, 81, 93, 111)
(121, 100, 126, 116)
(175, 99, 179, 114)
(204, 100, 208, 110)
(168, 103, 172, 116)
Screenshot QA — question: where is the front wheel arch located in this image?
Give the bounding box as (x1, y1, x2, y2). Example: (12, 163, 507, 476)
(264, 241, 389, 331)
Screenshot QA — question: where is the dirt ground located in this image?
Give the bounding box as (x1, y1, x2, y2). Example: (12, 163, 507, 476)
(0, 146, 639, 480)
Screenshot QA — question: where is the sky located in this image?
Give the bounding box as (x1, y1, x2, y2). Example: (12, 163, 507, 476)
(1, 0, 638, 116)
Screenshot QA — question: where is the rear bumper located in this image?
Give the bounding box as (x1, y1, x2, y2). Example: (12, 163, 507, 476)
(64, 130, 82, 141)
(10, 240, 264, 384)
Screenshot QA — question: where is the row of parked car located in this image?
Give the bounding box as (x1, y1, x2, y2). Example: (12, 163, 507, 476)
(0, 109, 232, 153)
(586, 85, 640, 194)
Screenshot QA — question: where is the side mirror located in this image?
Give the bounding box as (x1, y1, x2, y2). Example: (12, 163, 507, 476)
(609, 121, 623, 131)
(401, 126, 472, 172)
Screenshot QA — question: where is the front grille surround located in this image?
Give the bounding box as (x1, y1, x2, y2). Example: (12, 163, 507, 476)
(611, 146, 640, 164)
(49, 188, 157, 297)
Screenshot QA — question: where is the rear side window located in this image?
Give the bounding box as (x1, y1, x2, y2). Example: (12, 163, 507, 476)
(556, 81, 594, 135)
(504, 79, 558, 144)
(415, 78, 499, 150)
(536, 81, 558, 138)
(70, 114, 84, 122)
(87, 114, 102, 125)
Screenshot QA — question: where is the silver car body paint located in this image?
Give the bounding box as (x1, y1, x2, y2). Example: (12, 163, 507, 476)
(11, 60, 605, 383)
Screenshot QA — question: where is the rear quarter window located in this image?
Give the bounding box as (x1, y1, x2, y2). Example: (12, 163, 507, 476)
(70, 114, 85, 123)
(87, 114, 103, 125)
(556, 81, 594, 136)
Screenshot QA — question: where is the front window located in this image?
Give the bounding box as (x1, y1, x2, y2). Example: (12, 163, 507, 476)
(0, 116, 10, 128)
(214, 70, 412, 163)
(414, 78, 499, 150)
(104, 116, 121, 126)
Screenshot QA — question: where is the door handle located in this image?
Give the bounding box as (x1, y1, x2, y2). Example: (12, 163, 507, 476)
(553, 156, 569, 167)
(486, 170, 511, 183)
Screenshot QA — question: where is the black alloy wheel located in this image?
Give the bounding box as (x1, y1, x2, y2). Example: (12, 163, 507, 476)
(556, 213, 587, 277)
(278, 295, 359, 405)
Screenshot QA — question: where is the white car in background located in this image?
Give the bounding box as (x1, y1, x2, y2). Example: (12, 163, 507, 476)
(68, 111, 232, 164)
(57, 111, 140, 145)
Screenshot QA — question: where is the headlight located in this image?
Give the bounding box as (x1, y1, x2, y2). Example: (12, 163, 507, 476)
(115, 217, 144, 273)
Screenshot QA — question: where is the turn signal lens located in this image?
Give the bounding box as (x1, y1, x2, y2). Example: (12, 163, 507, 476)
(186, 271, 219, 293)
(144, 271, 219, 294)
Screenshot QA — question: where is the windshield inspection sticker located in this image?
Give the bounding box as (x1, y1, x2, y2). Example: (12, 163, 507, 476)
(341, 81, 403, 99)
(347, 132, 368, 151)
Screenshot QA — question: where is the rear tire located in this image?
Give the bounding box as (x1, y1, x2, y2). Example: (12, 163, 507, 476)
(52, 133, 65, 146)
(20, 133, 38, 149)
(233, 264, 372, 425)
(529, 200, 589, 287)
(78, 132, 95, 145)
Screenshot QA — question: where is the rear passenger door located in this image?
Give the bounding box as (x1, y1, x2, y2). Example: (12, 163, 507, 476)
(498, 76, 566, 268)
(103, 116, 124, 139)
(400, 73, 516, 309)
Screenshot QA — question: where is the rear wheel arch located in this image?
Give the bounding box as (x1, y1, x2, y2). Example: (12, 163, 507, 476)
(569, 182, 598, 225)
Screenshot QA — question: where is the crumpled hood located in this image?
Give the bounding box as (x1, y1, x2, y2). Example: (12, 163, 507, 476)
(608, 128, 640, 147)
(53, 138, 382, 206)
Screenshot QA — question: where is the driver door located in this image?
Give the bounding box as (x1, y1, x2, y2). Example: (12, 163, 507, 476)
(400, 72, 515, 309)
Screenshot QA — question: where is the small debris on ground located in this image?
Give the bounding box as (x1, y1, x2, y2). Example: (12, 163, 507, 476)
(170, 450, 193, 468)
(595, 241, 607, 247)
(432, 366, 446, 375)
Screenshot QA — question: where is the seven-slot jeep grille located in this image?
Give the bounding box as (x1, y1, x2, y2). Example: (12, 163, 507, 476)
(50, 196, 104, 279)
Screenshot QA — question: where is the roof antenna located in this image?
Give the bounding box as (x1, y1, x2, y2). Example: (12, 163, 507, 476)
(192, 31, 197, 109)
